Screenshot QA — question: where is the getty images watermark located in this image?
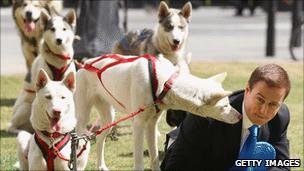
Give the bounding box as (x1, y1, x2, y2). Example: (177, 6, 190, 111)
(235, 159, 301, 167)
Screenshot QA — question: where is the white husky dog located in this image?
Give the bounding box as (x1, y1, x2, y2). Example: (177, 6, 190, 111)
(8, 9, 77, 134)
(12, 0, 63, 72)
(113, 1, 192, 73)
(75, 54, 241, 170)
(16, 69, 90, 170)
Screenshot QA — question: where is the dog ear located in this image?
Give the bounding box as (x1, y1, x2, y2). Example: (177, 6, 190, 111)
(180, 2, 192, 23)
(205, 91, 232, 105)
(158, 1, 170, 22)
(62, 72, 75, 92)
(209, 72, 227, 84)
(64, 9, 76, 29)
(40, 10, 51, 30)
(36, 69, 50, 91)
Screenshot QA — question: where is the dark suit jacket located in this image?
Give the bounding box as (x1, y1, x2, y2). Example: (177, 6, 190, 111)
(161, 90, 290, 171)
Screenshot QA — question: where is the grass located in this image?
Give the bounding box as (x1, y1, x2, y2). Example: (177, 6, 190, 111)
(1, 61, 303, 170)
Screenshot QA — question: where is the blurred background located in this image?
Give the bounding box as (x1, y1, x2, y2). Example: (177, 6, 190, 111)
(1, 0, 303, 75)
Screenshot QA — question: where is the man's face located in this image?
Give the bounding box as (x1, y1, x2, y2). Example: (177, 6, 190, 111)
(244, 81, 286, 125)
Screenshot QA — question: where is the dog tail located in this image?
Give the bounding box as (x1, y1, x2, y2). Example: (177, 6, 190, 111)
(16, 131, 31, 170)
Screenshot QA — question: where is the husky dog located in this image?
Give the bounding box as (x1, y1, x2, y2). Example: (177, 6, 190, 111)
(113, 1, 192, 73)
(8, 9, 77, 134)
(75, 54, 241, 170)
(16, 69, 90, 170)
(12, 0, 63, 72)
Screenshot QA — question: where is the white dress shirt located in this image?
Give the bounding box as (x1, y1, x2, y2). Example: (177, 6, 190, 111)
(240, 102, 254, 152)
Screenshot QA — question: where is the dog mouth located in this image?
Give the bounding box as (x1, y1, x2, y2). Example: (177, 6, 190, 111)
(23, 18, 39, 33)
(46, 111, 61, 131)
(170, 44, 180, 51)
(168, 39, 181, 51)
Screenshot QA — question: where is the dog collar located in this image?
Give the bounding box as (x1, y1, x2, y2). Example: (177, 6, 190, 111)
(148, 58, 179, 112)
(40, 131, 65, 139)
(45, 43, 71, 61)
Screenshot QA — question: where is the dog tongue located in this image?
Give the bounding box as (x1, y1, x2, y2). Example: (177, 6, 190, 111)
(25, 21, 35, 32)
(51, 117, 60, 131)
(171, 45, 179, 51)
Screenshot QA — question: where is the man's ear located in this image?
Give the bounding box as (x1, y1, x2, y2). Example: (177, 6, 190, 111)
(180, 2, 192, 23)
(158, 1, 170, 22)
(62, 72, 75, 92)
(245, 83, 251, 95)
(36, 69, 50, 91)
(205, 91, 232, 105)
(209, 72, 227, 84)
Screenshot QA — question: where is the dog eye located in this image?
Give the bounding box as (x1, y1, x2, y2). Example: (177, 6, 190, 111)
(63, 28, 66, 31)
(45, 95, 52, 100)
(23, 3, 27, 7)
(51, 27, 56, 32)
(61, 96, 66, 99)
(179, 26, 184, 30)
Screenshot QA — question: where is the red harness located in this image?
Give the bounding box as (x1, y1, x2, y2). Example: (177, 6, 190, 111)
(34, 131, 87, 171)
(34, 132, 70, 171)
(84, 54, 178, 112)
(47, 62, 71, 81)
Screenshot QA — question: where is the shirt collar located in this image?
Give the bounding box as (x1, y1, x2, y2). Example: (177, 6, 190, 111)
(242, 101, 254, 130)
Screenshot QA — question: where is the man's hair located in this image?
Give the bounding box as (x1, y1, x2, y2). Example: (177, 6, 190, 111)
(248, 64, 291, 99)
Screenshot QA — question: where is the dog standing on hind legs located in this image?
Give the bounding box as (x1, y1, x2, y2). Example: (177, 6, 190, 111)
(8, 9, 77, 134)
(75, 54, 241, 170)
(16, 69, 90, 170)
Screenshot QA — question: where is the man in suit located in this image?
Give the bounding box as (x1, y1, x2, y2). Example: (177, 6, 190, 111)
(161, 63, 291, 171)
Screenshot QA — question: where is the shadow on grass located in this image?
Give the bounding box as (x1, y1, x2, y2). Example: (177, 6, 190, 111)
(0, 98, 16, 107)
(0, 130, 17, 138)
(118, 150, 166, 160)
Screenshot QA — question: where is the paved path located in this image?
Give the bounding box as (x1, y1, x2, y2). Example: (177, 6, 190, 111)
(1, 7, 302, 75)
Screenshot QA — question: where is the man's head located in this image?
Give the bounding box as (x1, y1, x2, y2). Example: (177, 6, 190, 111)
(244, 64, 291, 125)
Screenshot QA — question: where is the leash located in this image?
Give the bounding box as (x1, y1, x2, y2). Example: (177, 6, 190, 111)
(68, 54, 179, 170)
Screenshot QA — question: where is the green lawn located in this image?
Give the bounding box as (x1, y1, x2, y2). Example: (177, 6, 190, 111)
(1, 61, 303, 170)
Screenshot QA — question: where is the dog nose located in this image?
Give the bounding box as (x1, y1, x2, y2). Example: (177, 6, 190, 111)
(56, 39, 62, 45)
(52, 109, 61, 117)
(173, 39, 180, 45)
(26, 11, 32, 19)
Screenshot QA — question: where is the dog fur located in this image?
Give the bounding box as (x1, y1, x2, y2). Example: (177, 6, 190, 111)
(16, 69, 90, 170)
(113, 1, 192, 74)
(12, 0, 63, 72)
(75, 54, 241, 170)
(8, 9, 77, 134)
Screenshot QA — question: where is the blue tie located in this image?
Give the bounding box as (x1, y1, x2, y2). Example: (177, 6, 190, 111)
(239, 125, 258, 159)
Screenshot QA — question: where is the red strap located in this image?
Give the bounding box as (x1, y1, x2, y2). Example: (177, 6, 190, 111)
(24, 88, 35, 93)
(94, 107, 145, 135)
(45, 43, 71, 61)
(155, 72, 179, 103)
(84, 54, 157, 109)
(47, 63, 70, 81)
(35, 133, 71, 171)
